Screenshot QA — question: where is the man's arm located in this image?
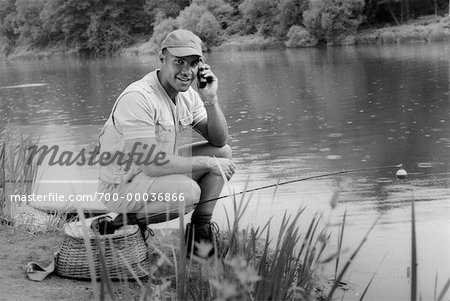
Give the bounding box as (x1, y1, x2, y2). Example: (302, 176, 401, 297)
(124, 137, 234, 179)
(193, 63, 229, 146)
(193, 99, 228, 147)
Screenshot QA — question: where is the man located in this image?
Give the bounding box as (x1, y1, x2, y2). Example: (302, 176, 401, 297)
(95, 29, 235, 258)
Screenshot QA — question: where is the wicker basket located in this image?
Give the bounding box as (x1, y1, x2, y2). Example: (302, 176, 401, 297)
(55, 219, 149, 279)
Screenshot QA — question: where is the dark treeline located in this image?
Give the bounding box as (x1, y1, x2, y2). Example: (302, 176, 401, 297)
(0, 0, 448, 56)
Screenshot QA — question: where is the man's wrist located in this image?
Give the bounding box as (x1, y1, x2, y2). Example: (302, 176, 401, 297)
(200, 156, 214, 171)
(202, 95, 218, 106)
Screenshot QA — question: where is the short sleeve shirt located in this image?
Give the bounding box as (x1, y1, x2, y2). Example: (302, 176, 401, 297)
(97, 70, 207, 184)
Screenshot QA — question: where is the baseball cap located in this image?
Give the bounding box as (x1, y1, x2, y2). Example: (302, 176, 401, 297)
(161, 29, 203, 58)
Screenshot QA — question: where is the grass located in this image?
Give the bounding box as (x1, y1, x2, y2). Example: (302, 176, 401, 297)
(67, 189, 377, 301)
(213, 35, 285, 52)
(2, 134, 450, 300)
(0, 131, 38, 225)
(355, 15, 450, 45)
(28, 188, 448, 301)
(0, 141, 5, 220)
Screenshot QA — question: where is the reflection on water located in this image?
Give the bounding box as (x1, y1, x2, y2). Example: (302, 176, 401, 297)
(1, 43, 449, 300)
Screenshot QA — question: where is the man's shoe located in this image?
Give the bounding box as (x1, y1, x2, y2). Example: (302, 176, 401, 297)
(113, 214, 154, 242)
(185, 221, 220, 259)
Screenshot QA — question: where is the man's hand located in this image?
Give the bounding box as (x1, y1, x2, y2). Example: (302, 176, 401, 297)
(197, 63, 218, 101)
(208, 157, 236, 180)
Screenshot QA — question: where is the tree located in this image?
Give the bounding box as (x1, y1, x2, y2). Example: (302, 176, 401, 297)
(192, 0, 233, 29)
(145, 0, 190, 19)
(40, 0, 93, 49)
(196, 11, 222, 45)
(239, 0, 280, 36)
(14, 0, 46, 45)
(85, 0, 150, 54)
(177, 3, 208, 33)
(150, 16, 180, 47)
(285, 25, 318, 47)
(303, 0, 364, 44)
(277, 0, 309, 37)
(40, 0, 150, 55)
(0, 0, 17, 42)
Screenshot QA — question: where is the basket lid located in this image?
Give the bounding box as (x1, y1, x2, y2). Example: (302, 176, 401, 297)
(64, 219, 139, 239)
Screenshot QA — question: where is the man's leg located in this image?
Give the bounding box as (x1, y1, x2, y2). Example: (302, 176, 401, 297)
(113, 172, 201, 225)
(180, 141, 233, 221)
(179, 142, 232, 257)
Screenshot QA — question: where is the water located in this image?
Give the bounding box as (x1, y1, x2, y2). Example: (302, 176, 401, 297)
(1, 43, 449, 300)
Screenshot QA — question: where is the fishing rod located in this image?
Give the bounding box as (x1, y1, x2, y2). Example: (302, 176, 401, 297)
(193, 163, 405, 206)
(92, 163, 407, 234)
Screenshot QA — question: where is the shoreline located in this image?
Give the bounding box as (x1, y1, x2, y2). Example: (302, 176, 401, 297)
(2, 15, 449, 60)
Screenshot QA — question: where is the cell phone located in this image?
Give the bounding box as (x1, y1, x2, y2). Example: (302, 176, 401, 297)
(197, 60, 212, 89)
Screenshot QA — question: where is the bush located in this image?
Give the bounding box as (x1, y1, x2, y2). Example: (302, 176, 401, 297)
(196, 11, 222, 46)
(177, 3, 207, 33)
(176, 3, 224, 47)
(192, 0, 234, 30)
(303, 0, 364, 44)
(285, 25, 318, 47)
(238, 0, 280, 37)
(276, 0, 309, 37)
(151, 17, 180, 48)
(86, 19, 133, 55)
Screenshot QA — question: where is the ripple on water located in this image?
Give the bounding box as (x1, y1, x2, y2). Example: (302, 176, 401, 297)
(328, 133, 343, 138)
(417, 162, 433, 168)
(376, 177, 393, 183)
(326, 155, 342, 160)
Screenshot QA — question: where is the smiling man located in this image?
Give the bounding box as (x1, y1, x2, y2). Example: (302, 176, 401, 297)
(95, 29, 235, 258)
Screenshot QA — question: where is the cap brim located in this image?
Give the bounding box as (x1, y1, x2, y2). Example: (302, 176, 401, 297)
(165, 47, 203, 58)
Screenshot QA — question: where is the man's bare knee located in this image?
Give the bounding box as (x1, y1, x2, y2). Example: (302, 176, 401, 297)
(180, 179, 201, 207)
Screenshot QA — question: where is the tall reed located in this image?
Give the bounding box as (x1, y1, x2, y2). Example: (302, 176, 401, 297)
(82, 187, 382, 301)
(0, 141, 5, 220)
(1, 131, 38, 224)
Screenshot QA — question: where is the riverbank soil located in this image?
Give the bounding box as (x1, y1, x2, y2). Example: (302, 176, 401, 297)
(0, 225, 95, 301)
(0, 223, 184, 300)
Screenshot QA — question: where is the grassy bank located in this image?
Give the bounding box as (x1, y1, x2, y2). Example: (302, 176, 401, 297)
(355, 15, 450, 45)
(2, 134, 450, 300)
(123, 15, 450, 55)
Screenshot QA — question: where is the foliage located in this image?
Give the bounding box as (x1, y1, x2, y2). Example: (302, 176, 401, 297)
(238, 0, 280, 36)
(276, 0, 309, 37)
(177, 3, 208, 34)
(196, 11, 222, 45)
(151, 17, 180, 49)
(176, 0, 231, 46)
(0, 0, 448, 55)
(194, 0, 234, 30)
(13, 0, 46, 45)
(84, 0, 150, 55)
(303, 0, 365, 44)
(285, 25, 318, 47)
(39, 0, 92, 49)
(0, 0, 16, 53)
(145, 0, 190, 19)
(0, 132, 38, 225)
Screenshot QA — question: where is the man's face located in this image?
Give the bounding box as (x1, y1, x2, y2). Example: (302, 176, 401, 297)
(159, 50, 201, 96)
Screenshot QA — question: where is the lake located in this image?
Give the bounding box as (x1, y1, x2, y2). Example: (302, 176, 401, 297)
(1, 42, 449, 300)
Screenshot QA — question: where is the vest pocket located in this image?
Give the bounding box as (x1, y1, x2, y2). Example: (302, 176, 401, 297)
(155, 120, 173, 142)
(179, 115, 193, 132)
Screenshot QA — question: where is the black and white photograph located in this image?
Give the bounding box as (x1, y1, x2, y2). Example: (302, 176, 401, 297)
(1, 0, 449, 300)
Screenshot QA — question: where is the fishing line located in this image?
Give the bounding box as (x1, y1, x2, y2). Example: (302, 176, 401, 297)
(115, 163, 404, 226)
(192, 163, 404, 206)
